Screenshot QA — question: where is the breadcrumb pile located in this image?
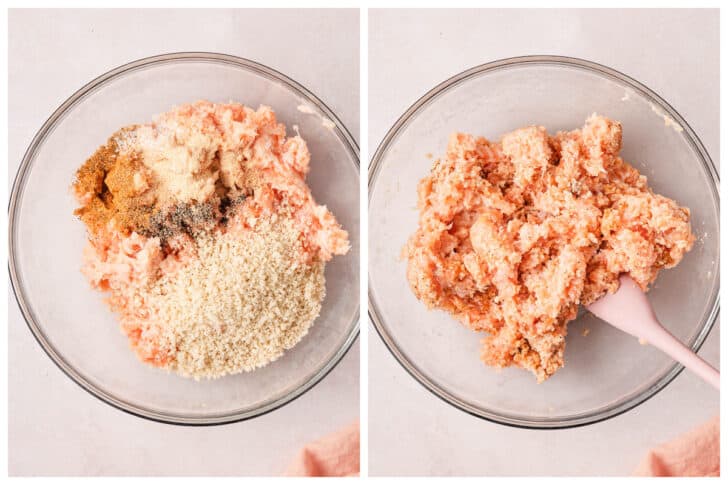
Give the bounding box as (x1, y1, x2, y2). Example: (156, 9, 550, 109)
(147, 216, 325, 378)
(404, 115, 694, 382)
(73, 101, 348, 379)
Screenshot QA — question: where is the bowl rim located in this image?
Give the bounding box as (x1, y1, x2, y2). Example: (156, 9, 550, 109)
(368, 54, 719, 429)
(8, 51, 360, 426)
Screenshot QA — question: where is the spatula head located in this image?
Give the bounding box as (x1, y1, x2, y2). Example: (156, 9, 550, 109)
(587, 275, 658, 338)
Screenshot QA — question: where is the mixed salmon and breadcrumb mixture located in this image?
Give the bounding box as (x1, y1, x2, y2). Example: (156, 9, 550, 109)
(404, 115, 694, 382)
(72, 101, 348, 379)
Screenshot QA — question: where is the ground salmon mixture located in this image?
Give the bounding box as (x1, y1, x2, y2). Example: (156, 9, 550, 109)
(72, 101, 349, 379)
(404, 115, 694, 382)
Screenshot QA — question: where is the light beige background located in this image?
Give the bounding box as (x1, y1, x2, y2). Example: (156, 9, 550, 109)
(369, 8, 719, 476)
(9, 8, 359, 476)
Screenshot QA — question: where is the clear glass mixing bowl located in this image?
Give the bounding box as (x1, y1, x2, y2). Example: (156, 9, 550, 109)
(368, 56, 719, 428)
(9, 52, 360, 425)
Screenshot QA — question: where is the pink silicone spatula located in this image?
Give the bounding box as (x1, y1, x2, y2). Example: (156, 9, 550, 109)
(587, 274, 719, 390)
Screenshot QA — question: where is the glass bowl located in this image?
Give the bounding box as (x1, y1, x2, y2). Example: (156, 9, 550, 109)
(369, 55, 719, 429)
(9, 52, 360, 425)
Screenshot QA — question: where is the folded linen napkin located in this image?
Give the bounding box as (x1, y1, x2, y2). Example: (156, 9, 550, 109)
(285, 421, 360, 477)
(634, 416, 719, 477)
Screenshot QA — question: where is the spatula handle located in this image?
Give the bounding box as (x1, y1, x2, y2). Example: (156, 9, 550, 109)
(643, 324, 720, 390)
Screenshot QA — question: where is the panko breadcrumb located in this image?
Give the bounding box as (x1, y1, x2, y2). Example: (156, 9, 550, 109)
(147, 216, 325, 379)
(404, 115, 694, 382)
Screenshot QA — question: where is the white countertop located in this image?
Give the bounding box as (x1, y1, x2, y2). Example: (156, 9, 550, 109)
(368, 8, 719, 476)
(8, 8, 359, 476)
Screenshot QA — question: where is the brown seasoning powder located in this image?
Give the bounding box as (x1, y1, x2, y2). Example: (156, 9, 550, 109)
(73, 130, 155, 236)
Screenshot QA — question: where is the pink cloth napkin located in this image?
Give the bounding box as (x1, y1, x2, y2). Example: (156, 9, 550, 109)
(634, 416, 720, 477)
(285, 421, 360, 477)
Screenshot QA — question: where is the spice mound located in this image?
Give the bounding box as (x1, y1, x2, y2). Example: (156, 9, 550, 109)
(73, 101, 349, 379)
(403, 115, 694, 382)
